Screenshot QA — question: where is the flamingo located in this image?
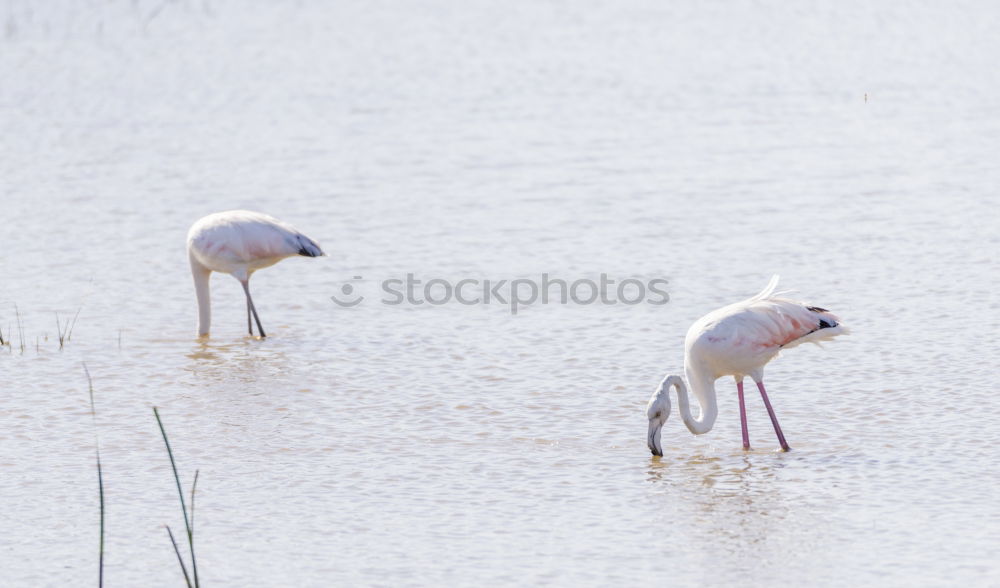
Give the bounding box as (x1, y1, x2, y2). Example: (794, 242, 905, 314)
(646, 275, 847, 455)
(187, 210, 324, 337)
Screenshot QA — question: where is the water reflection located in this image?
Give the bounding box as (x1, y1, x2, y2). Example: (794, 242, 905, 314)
(646, 451, 790, 555)
(185, 338, 291, 386)
(649, 451, 789, 493)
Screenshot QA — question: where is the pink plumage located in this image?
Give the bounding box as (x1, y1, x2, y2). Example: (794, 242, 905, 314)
(188, 210, 323, 276)
(646, 275, 848, 455)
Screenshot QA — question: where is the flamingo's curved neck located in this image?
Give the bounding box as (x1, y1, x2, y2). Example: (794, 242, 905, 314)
(672, 364, 718, 435)
(190, 253, 211, 336)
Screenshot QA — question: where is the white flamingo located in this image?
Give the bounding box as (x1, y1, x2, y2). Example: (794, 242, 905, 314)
(187, 210, 324, 337)
(646, 275, 847, 454)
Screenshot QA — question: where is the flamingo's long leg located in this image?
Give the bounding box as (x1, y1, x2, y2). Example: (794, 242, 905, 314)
(241, 280, 267, 338)
(246, 295, 253, 336)
(756, 381, 790, 451)
(737, 380, 750, 450)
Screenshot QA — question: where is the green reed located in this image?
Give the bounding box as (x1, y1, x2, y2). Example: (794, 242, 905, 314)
(153, 407, 201, 588)
(83, 364, 104, 588)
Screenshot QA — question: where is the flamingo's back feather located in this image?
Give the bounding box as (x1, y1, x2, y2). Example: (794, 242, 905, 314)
(749, 297, 848, 350)
(751, 274, 781, 302)
(686, 276, 848, 378)
(188, 210, 325, 272)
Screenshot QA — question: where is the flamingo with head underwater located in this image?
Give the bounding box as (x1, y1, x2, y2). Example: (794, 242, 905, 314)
(646, 275, 847, 454)
(187, 210, 325, 338)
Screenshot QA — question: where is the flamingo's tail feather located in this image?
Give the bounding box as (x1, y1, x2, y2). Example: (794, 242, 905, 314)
(751, 274, 780, 301)
(295, 234, 325, 257)
(784, 307, 849, 349)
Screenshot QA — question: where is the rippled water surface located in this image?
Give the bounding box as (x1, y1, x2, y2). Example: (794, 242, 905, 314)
(3, 1, 1000, 585)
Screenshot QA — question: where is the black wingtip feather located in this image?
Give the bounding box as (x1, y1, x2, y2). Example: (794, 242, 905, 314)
(807, 306, 829, 313)
(294, 234, 324, 257)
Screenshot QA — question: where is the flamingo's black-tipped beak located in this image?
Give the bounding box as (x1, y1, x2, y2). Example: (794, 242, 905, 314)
(647, 420, 664, 457)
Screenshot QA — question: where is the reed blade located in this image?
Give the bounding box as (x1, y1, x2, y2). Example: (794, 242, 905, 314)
(84, 364, 104, 588)
(153, 408, 199, 587)
(166, 526, 193, 588)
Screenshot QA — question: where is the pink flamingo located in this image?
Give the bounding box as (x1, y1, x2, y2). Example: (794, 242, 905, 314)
(187, 210, 325, 338)
(646, 275, 847, 454)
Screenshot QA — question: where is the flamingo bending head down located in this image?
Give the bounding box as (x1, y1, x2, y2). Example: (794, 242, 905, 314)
(646, 275, 847, 455)
(187, 210, 324, 338)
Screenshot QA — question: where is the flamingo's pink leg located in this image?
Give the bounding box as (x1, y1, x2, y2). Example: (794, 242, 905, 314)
(737, 381, 750, 450)
(756, 381, 790, 451)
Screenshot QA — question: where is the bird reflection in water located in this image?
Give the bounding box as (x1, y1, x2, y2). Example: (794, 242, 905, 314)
(185, 338, 291, 386)
(646, 451, 793, 555)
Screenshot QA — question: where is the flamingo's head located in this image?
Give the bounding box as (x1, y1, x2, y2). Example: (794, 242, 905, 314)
(646, 385, 671, 457)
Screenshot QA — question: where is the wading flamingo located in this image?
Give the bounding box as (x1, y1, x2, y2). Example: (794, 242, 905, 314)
(646, 276, 847, 454)
(187, 210, 324, 337)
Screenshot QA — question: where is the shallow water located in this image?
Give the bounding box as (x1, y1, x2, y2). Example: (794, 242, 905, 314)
(2, 1, 1000, 585)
